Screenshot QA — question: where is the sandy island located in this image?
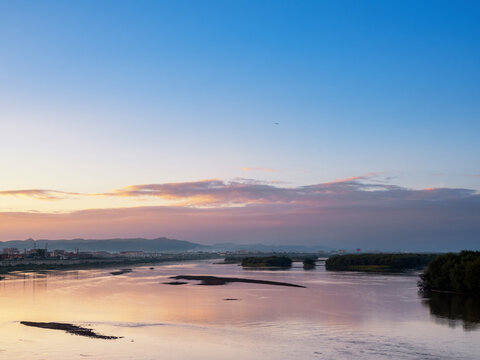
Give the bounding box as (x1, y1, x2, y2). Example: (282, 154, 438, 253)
(20, 321, 121, 340)
(166, 275, 306, 288)
(110, 268, 132, 276)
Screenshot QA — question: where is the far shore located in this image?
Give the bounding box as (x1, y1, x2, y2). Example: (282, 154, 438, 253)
(0, 255, 222, 275)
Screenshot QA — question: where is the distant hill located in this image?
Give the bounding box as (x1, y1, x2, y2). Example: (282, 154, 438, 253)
(0, 237, 208, 253)
(0, 238, 329, 254)
(209, 242, 330, 253)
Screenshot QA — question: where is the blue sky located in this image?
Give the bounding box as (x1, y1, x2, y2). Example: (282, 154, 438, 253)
(0, 1, 479, 248)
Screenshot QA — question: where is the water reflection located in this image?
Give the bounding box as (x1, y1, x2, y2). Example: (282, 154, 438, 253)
(0, 263, 479, 360)
(422, 291, 480, 331)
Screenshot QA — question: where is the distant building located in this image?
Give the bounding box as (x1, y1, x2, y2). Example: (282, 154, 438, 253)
(2, 248, 19, 255)
(1, 248, 22, 259)
(49, 249, 68, 259)
(120, 251, 147, 258)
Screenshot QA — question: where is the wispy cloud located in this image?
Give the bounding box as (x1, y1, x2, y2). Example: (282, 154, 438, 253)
(324, 172, 392, 185)
(325, 175, 367, 184)
(0, 189, 81, 200)
(1, 176, 477, 208)
(241, 167, 279, 173)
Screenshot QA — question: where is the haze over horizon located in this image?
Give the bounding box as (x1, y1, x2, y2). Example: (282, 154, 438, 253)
(1, 1, 479, 251)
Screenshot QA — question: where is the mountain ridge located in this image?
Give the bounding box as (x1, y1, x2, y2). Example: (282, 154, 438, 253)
(0, 238, 328, 253)
(0, 237, 206, 253)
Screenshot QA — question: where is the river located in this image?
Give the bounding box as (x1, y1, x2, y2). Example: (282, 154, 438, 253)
(0, 260, 479, 359)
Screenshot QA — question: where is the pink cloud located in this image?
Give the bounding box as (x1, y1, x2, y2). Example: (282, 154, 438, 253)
(1, 193, 479, 250)
(0, 176, 476, 208)
(0, 189, 81, 200)
(0, 178, 479, 250)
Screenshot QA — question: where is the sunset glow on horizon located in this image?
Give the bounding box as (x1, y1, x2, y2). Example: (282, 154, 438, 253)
(1, 1, 479, 250)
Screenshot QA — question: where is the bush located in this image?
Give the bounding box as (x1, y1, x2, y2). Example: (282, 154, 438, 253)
(303, 258, 316, 269)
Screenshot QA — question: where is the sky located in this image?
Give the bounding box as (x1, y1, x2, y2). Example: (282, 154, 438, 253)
(0, 0, 479, 250)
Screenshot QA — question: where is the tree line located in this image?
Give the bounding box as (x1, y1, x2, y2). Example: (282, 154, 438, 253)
(325, 253, 438, 272)
(241, 256, 293, 268)
(419, 251, 480, 294)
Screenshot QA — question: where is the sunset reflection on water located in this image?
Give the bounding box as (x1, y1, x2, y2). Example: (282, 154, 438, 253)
(0, 261, 479, 360)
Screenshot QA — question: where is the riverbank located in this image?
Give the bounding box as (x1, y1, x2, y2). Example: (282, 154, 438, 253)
(0, 253, 222, 274)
